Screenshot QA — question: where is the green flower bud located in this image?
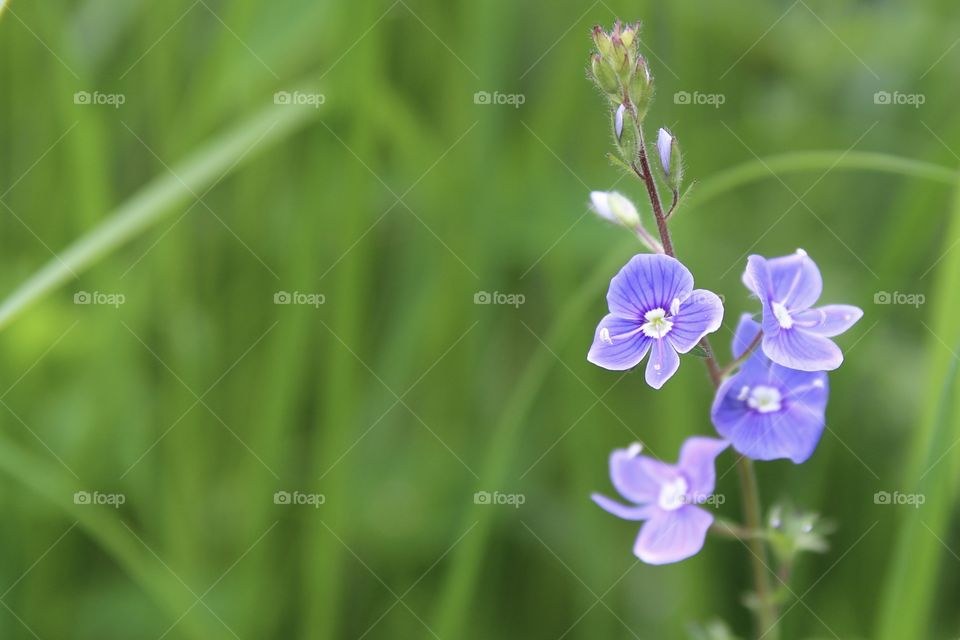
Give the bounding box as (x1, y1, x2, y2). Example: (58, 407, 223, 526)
(616, 112, 639, 163)
(592, 25, 614, 58)
(628, 56, 653, 117)
(590, 53, 620, 96)
(619, 21, 640, 48)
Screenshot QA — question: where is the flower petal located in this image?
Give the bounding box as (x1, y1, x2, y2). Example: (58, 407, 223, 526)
(711, 364, 829, 463)
(677, 437, 728, 497)
(743, 252, 822, 311)
(607, 254, 694, 318)
(767, 250, 822, 310)
(634, 506, 713, 565)
(588, 314, 651, 371)
(792, 305, 863, 337)
(609, 446, 661, 503)
(667, 289, 724, 353)
(717, 398, 826, 464)
(591, 493, 653, 521)
(645, 338, 680, 389)
(732, 313, 762, 360)
(762, 328, 843, 371)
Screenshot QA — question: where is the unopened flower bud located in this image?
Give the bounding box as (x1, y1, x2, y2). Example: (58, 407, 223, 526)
(614, 104, 625, 140)
(590, 53, 620, 96)
(616, 113, 639, 164)
(590, 191, 640, 228)
(628, 56, 653, 117)
(619, 21, 640, 48)
(656, 127, 683, 190)
(592, 25, 614, 58)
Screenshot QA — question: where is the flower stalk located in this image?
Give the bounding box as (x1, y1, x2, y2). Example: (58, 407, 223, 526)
(586, 21, 860, 640)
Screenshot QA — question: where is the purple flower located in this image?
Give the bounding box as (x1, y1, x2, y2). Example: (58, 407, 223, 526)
(742, 250, 863, 371)
(711, 315, 829, 463)
(588, 254, 724, 389)
(592, 437, 728, 564)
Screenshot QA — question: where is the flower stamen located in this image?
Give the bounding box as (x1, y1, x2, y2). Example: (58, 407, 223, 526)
(771, 301, 793, 329)
(657, 476, 689, 511)
(641, 307, 674, 339)
(746, 385, 782, 413)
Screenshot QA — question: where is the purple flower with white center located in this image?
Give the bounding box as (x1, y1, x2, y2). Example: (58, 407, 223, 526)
(742, 249, 863, 372)
(588, 254, 724, 389)
(711, 314, 829, 463)
(592, 437, 728, 564)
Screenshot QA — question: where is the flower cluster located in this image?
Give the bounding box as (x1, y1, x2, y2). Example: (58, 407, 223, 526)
(582, 23, 862, 570)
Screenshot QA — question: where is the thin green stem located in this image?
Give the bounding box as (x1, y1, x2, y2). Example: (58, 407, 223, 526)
(736, 457, 778, 640)
(719, 330, 763, 379)
(710, 520, 763, 541)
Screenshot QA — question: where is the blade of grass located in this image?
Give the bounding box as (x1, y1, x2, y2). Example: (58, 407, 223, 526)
(0, 80, 323, 332)
(686, 151, 954, 209)
(876, 169, 960, 640)
(0, 437, 218, 639)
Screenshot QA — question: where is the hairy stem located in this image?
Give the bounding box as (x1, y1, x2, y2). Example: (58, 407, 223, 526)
(630, 125, 674, 256)
(630, 118, 777, 640)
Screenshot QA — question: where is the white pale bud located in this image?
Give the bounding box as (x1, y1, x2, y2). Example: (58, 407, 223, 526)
(590, 191, 640, 228)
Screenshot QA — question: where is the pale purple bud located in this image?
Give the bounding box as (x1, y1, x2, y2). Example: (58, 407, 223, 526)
(615, 104, 626, 140)
(657, 127, 674, 176)
(590, 191, 640, 228)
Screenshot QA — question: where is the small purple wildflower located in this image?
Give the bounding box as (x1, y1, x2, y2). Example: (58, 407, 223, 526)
(588, 254, 724, 389)
(592, 437, 728, 564)
(742, 250, 863, 371)
(711, 314, 829, 463)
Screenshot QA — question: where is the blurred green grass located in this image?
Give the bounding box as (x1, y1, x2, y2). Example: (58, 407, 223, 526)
(1, 0, 959, 638)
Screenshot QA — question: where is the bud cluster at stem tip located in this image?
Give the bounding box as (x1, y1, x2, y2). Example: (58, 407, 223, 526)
(588, 21, 653, 118)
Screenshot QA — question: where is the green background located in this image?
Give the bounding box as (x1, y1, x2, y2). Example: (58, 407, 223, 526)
(0, 0, 958, 638)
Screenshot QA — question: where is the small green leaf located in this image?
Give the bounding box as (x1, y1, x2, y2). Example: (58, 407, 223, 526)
(688, 344, 710, 358)
(687, 619, 742, 640)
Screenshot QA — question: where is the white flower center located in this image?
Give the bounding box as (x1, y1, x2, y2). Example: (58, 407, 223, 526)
(641, 308, 674, 339)
(746, 385, 783, 413)
(658, 476, 688, 511)
(771, 301, 793, 329)
(770, 302, 793, 329)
